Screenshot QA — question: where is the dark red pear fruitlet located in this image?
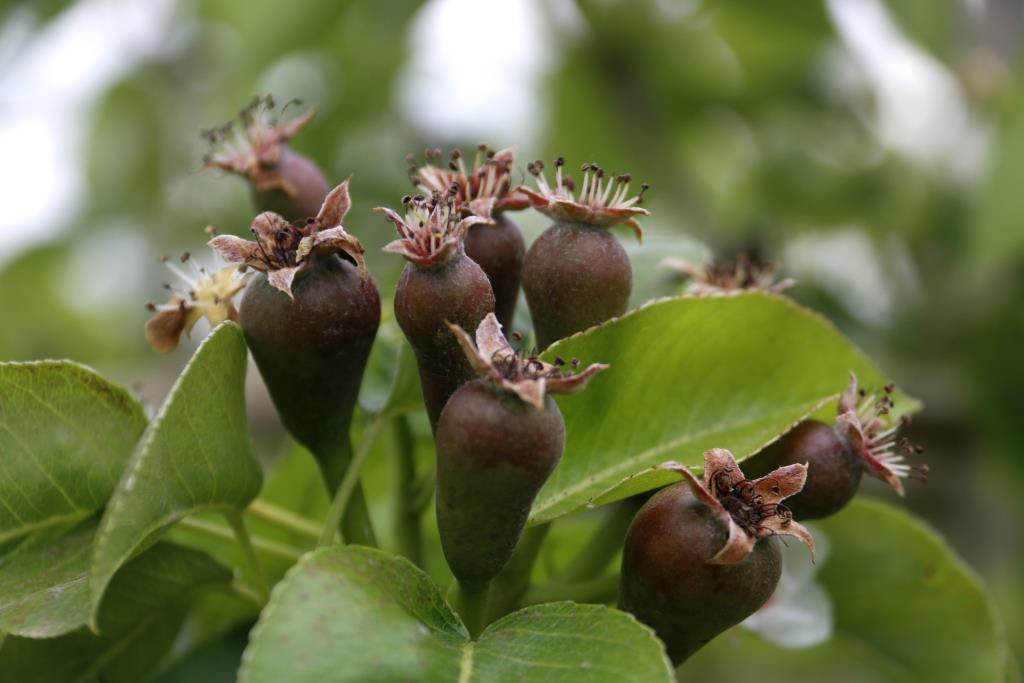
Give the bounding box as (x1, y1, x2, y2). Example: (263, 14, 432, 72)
(377, 192, 496, 432)
(519, 159, 649, 349)
(436, 314, 608, 584)
(203, 95, 329, 221)
(411, 146, 530, 331)
(745, 373, 927, 519)
(209, 180, 380, 544)
(619, 449, 815, 666)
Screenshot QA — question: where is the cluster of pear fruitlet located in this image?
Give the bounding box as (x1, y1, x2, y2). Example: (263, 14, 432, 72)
(145, 96, 926, 662)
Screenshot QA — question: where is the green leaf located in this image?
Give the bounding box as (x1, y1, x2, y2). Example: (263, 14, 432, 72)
(89, 322, 262, 628)
(0, 521, 97, 638)
(531, 294, 903, 524)
(0, 361, 147, 543)
(680, 499, 1009, 683)
(239, 546, 673, 683)
(0, 541, 230, 683)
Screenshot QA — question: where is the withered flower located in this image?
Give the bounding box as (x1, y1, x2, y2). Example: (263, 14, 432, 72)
(208, 179, 366, 298)
(202, 95, 319, 199)
(517, 158, 649, 241)
(447, 312, 608, 409)
(376, 191, 491, 268)
(144, 252, 250, 353)
(410, 145, 529, 220)
(663, 448, 815, 564)
(661, 254, 796, 296)
(836, 372, 927, 496)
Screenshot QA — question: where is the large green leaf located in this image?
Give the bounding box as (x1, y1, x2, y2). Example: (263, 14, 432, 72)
(531, 294, 902, 524)
(0, 541, 230, 683)
(239, 546, 673, 682)
(89, 322, 262, 628)
(0, 361, 147, 543)
(680, 499, 1008, 682)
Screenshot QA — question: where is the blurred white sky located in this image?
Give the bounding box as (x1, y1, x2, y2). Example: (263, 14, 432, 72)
(0, 0, 178, 266)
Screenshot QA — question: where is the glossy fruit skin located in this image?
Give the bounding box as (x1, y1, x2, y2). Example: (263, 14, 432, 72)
(522, 221, 632, 349)
(239, 254, 379, 515)
(394, 252, 495, 432)
(745, 420, 862, 520)
(251, 147, 330, 220)
(619, 482, 782, 666)
(435, 381, 565, 583)
(464, 213, 525, 332)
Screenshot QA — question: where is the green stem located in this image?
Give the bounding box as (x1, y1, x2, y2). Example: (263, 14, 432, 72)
(390, 415, 423, 565)
(449, 579, 491, 640)
(227, 579, 263, 608)
(224, 510, 270, 603)
(560, 499, 640, 583)
(318, 415, 387, 548)
(484, 524, 550, 622)
(246, 499, 321, 541)
(521, 574, 620, 607)
(177, 516, 304, 562)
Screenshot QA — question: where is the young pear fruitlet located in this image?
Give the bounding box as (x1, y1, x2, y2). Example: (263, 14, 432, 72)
(619, 449, 815, 666)
(745, 373, 927, 519)
(209, 180, 380, 544)
(411, 146, 530, 331)
(377, 191, 495, 432)
(519, 158, 649, 349)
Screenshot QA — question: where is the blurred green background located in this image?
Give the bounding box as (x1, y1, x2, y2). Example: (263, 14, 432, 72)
(1, 0, 1022, 679)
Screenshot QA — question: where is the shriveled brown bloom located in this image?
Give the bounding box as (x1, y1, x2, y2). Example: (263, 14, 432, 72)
(202, 94, 316, 196)
(410, 145, 529, 220)
(836, 372, 927, 496)
(447, 313, 608, 409)
(208, 180, 365, 298)
(661, 254, 796, 296)
(376, 191, 490, 268)
(661, 448, 815, 564)
(517, 157, 649, 241)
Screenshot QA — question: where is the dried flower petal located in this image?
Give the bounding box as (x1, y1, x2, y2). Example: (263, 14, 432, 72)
(377, 192, 491, 268)
(834, 372, 927, 496)
(202, 95, 316, 195)
(411, 146, 529, 220)
(516, 158, 649, 240)
(660, 448, 815, 565)
(661, 254, 796, 296)
(447, 313, 608, 409)
(207, 179, 365, 297)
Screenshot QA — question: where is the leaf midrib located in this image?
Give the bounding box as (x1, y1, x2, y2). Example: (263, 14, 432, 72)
(530, 395, 831, 521)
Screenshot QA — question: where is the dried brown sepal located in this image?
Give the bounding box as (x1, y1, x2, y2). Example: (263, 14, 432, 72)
(446, 312, 608, 409)
(202, 94, 316, 195)
(661, 254, 796, 296)
(208, 179, 365, 298)
(376, 192, 491, 268)
(835, 372, 927, 496)
(659, 448, 815, 564)
(516, 158, 649, 241)
(411, 145, 529, 220)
